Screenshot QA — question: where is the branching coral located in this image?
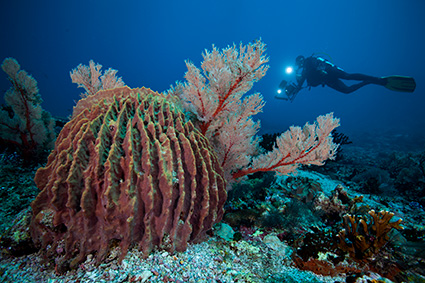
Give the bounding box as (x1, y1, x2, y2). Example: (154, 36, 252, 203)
(338, 210, 403, 259)
(281, 176, 322, 203)
(0, 58, 55, 162)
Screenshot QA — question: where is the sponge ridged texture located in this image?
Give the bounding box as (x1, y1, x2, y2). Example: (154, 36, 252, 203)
(30, 86, 227, 268)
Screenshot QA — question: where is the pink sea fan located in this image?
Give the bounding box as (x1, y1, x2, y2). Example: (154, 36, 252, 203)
(70, 60, 125, 98)
(170, 40, 269, 178)
(181, 40, 269, 136)
(168, 40, 340, 183)
(233, 113, 340, 179)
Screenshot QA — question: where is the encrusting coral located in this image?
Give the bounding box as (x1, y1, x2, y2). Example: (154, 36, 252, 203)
(0, 58, 55, 162)
(30, 86, 227, 270)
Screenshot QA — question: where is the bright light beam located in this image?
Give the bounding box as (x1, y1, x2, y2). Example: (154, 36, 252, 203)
(285, 66, 293, 74)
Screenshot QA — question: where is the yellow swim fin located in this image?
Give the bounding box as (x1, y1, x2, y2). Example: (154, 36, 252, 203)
(382, 76, 416, 92)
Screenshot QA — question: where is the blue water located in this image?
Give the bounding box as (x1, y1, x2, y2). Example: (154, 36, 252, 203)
(1, 0, 424, 148)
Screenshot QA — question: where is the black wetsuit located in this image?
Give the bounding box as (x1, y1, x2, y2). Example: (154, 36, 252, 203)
(297, 56, 385, 94)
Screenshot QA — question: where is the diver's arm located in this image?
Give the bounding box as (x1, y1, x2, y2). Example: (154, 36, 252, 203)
(295, 71, 306, 91)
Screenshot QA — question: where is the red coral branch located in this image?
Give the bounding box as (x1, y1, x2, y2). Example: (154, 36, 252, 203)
(0, 83, 36, 155)
(199, 75, 243, 135)
(233, 113, 340, 179)
(232, 153, 292, 179)
(0, 57, 55, 162)
(18, 85, 36, 151)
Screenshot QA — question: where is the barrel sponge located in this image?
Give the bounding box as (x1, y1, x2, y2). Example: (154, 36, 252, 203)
(30, 86, 227, 269)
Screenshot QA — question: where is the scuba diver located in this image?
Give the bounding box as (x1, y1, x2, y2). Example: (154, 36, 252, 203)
(276, 55, 416, 102)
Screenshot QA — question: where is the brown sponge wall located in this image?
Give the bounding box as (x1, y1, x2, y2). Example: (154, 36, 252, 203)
(30, 87, 227, 269)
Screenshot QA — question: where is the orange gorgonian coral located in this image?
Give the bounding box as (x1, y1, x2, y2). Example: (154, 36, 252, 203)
(338, 210, 403, 259)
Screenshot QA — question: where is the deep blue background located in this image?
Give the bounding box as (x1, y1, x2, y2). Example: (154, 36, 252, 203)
(1, 0, 424, 147)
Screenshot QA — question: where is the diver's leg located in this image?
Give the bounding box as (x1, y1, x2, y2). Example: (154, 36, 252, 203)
(343, 73, 386, 85)
(326, 79, 371, 94)
(327, 67, 386, 85)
